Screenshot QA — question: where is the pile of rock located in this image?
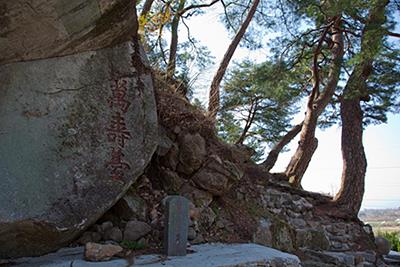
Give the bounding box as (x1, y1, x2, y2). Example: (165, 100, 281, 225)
(83, 119, 385, 267)
(384, 250, 400, 266)
(77, 220, 151, 246)
(253, 186, 381, 266)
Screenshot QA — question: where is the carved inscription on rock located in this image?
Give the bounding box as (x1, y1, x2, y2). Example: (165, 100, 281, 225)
(106, 78, 132, 181)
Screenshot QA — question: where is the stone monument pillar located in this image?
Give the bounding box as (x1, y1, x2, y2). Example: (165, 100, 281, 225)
(164, 196, 190, 256)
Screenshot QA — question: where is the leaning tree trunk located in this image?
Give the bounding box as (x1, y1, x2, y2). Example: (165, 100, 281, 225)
(208, 0, 260, 120)
(285, 17, 344, 187)
(333, 94, 366, 215)
(167, 0, 186, 79)
(140, 0, 155, 17)
(285, 113, 319, 188)
(235, 99, 258, 145)
(333, 0, 389, 217)
(262, 122, 303, 171)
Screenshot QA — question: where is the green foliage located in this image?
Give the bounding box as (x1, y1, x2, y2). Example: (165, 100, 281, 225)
(318, 44, 400, 127)
(377, 231, 400, 252)
(362, 47, 400, 125)
(120, 240, 147, 250)
(191, 98, 206, 111)
(218, 60, 303, 160)
(142, 0, 399, 160)
(220, 0, 274, 50)
(268, 0, 399, 128)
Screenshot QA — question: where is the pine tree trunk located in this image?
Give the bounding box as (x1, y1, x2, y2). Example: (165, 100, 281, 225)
(285, 113, 318, 188)
(333, 96, 366, 215)
(285, 17, 344, 187)
(332, 0, 389, 216)
(140, 0, 155, 17)
(208, 0, 260, 120)
(262, 122, 303, 171)
(167, 0, 186, 79)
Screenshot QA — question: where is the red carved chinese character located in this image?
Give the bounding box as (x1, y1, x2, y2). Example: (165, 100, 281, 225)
(107, 148, 131, 181)
(106, 112, 131, 148)
(108, 79, 131, 113)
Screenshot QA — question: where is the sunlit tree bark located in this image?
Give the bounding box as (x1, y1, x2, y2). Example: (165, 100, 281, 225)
(208, 0, 260, 120)
(333, 0, 389, 216)
(285, 17, 344, 187)
(262, 122, 303, 172)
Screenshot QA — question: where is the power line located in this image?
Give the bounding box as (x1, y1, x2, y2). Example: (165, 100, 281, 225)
(368, 166, 400, 169)
(310, 166, 400, 170)
(363, 199, 400, 201)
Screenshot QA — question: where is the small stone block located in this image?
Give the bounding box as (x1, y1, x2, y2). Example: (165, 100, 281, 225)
(164, 196, 189, 256)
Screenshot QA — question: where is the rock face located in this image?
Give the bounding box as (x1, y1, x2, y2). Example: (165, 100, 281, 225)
(123, 220, 152, 242)
(192, 155, 243, 196)
(177, 133, 207, 175)
(0, 0, 158, 259)
(375, 237, 391, 255)
(0, 0, 137, 65)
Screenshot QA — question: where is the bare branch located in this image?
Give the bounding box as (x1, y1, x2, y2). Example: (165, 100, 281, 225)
(385, 30, 400, 38)
(221, 0, 237, 32)
(236, 99, 258, 144)
(181, 17, 198, 49)
(280, 26, 328, 60)
(179, 0, 220, 15)
(261, 122, 303, 171)
(309, 22, 332, 105)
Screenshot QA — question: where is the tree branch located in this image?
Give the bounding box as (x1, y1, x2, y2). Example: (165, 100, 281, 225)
(261, 122, 303, 171)
(179, 0, 220, 15)
(140, 0, 155, 17)
(385, 30, 400, 38)
(236, 99, 257, 144)
(221, 0, 237, 32)
(309, 22, 332, 106)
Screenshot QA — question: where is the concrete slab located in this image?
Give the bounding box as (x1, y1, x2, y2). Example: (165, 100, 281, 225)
(9, 243, 301, 267)
(136, 243, 301, 266)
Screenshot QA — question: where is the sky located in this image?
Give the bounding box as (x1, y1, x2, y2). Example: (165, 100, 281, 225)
(184, 5, 399, 210)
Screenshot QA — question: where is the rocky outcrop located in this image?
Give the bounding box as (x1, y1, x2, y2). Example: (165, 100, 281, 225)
(0, 0, 158, 258)
(83, 89, 382, 266)
(123, 220, 152, 242)
(251, 185, 379, 266)
(191, 155, 243, 196)
(0, 0, 137, 65)
(177, 133, 207, 175)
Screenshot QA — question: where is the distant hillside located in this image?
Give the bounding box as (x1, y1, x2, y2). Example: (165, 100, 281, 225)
(359, 208, 400, 233)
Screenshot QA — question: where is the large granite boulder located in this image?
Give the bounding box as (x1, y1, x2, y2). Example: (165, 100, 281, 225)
(0, 0, 158, 258)
(0, 0, 137, 64)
